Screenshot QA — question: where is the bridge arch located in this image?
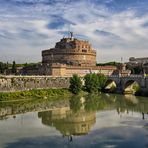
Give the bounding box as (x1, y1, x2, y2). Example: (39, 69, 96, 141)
(123, 80, 141, 95)
(105, 79, 117, 92)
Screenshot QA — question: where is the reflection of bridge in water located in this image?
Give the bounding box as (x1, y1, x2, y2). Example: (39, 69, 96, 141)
(105, 75, 148, 95)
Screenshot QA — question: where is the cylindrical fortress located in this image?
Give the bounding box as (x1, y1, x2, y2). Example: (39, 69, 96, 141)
(42, 38, 96, 67)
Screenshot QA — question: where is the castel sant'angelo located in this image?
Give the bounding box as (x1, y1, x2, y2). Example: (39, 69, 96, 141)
(40, 32, 117, 76)
(42, 32, 96, 67)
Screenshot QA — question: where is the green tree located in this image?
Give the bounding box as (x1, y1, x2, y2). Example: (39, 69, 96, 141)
(84, 73, 99, 93)
(0, 62, 8, 74)
(69, 74, 82, 94)
(84, 73, 107, 93)
(97, 74, 107, 91)
(12, 61, 17, 74)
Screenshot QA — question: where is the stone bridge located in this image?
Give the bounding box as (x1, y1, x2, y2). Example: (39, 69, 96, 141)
(106, 75, 148, 94)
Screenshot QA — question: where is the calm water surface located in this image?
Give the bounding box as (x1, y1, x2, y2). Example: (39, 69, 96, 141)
(0, 94, 148, 148)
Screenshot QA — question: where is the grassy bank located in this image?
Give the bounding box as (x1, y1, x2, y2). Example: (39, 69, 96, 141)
(0, 88, 73, 102)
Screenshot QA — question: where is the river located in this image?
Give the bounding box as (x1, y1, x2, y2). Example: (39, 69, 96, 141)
(0, 93, 148, 148)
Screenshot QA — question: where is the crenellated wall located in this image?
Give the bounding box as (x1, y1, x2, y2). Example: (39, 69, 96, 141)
(0, 76, 70, 92)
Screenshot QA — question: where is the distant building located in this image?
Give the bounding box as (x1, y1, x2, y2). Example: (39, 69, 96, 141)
(128, 57, 148, 74)
(129, 57, 148, 65)
(143, 63, 148, 74)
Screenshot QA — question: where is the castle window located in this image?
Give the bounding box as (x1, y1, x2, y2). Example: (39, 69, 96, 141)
(82, 49, 87, 53)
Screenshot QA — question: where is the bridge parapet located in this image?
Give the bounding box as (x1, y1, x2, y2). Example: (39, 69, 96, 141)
(107, 74, 148, 92)
(108, 75, 120, 78)
(124, 74, 143, 78)
(109, 74, 144, 78)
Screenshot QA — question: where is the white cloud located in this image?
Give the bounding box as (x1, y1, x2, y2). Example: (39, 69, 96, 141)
(0, 0, 148, 63)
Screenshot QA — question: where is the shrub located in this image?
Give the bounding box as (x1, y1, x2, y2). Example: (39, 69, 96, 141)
(69, 74, 82, 94)
(84, 73, 99, 93)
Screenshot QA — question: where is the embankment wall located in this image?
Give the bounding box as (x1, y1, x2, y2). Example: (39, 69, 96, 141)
(0, 76, 70, 92)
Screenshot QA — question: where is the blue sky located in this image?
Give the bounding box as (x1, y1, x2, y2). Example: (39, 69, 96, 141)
(0, 0, 148, 63)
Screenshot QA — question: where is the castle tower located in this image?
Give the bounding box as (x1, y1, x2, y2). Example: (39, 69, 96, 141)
(42, 36, 96, 67)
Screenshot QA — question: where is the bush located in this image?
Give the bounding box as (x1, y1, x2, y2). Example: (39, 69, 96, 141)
(84, 73, 107, 93)
(69, 74, 82, 94)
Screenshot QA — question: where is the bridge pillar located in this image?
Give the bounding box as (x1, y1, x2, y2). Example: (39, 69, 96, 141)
(141, 78, 146, 88)
(116, 79, 124, 93)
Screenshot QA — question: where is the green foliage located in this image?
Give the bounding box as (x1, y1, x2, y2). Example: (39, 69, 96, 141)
(84, 73, 99, 93)
(14, 62, 41, 68)
(132, 83, 141, 96)
(84, 73, 108, 93)
(97, 74, 108, 91)
(69, 74, 82, 94)
(0, 89, 72, 101)
(23, 63, 39, 68)
(133, 84, 140, 92)
(96, 61, 121, 66)
(0, 61, 41, 75)
(0, 62, 8, 74)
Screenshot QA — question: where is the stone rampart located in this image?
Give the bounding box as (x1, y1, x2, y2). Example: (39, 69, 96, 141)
(0, 76, 70, 92)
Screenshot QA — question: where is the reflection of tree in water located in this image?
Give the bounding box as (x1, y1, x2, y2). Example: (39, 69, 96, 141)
(142, 112, 148, 120)
(107, 94, 148, 119)
(70, 94, 111, 112)
(84, 93, 148, 118)
(0, 98, 69, 118)
(69, 95, 82, 113)
(85, 94, 106, 111)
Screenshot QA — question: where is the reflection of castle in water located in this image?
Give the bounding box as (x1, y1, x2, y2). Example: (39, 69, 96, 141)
(38, 108, 96, 136)
(0, 94, 148, 123)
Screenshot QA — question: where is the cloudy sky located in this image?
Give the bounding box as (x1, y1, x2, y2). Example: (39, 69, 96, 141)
(0, 0, 148, 63)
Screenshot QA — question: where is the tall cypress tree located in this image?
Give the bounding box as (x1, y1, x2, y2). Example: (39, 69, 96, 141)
(12, 61, 17, 74)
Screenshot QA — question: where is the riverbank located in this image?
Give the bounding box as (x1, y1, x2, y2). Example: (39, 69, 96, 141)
(0, 88, 89, 102)
(0, 88, 147, 102)
(0, 88, 73, 102)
